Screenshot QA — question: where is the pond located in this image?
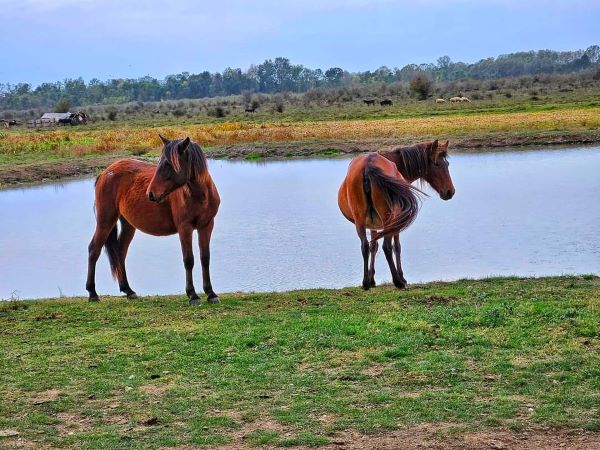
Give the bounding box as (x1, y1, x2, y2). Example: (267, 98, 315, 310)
(0, 146, 598, 300)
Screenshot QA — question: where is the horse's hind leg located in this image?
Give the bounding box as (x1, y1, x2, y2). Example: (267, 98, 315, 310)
(86, 220, 117, 301)
(198, 219, 219, 304)
(368, 230, 378, 287)
(117, 217, 137, 299)
(382, 235, 406, 289)
(393, 234, 407, 287)
(356, 225, 371, 290)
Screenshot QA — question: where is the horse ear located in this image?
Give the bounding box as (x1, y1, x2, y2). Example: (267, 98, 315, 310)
(158, 134, 169, 145)
(430, 139, 440, 162)
(178, 137, 191, 153)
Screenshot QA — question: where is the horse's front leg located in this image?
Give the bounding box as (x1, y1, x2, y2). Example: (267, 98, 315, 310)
(178, 226, 200, 305)
(198, 219, 220, 304)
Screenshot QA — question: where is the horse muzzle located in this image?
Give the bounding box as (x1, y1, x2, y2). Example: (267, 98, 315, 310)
(147, 191, 165, 203)
(440, 189, 455, 201)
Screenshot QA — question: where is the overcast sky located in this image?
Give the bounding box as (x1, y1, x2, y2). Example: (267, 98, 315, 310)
(1, 0, 599, 86)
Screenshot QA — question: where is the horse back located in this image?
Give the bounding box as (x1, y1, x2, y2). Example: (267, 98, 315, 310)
(339, 153, 401, 229)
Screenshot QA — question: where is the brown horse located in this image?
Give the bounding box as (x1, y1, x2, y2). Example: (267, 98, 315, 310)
(338, 140, 455, 290)
(86, 135, 220, 305)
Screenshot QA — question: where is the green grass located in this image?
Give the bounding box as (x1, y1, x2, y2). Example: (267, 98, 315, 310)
(0, 276, 598, 448)
(244, 151, 263, 161)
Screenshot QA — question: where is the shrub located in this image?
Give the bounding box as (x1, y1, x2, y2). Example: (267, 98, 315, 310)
(54, 98, 71, 113)
(107, 108, 118, 121)
(208, 106, 226, 118)
(272, 94, 285, 113)
(172, 109, 185, 117)
(242, 91, 253, 105)
(409, 75, 433, 100)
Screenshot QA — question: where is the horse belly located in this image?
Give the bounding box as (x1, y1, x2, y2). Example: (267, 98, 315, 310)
(119, 198, 177, 236)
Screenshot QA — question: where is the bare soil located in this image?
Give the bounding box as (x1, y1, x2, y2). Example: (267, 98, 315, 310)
(319, 426, 600, 450)
(212, 425, 600, 450)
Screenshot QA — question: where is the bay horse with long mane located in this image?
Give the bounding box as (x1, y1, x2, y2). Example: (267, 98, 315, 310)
(338, 140, 455, 290)
(86, 135, 220, 305)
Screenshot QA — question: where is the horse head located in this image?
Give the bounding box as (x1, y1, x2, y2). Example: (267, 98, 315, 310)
(147, 135, 192, 203)
(423, 140, 455, 200)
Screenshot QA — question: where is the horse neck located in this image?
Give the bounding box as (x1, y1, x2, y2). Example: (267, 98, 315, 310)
(382, 147, 427, 183)
(182, 167, 212, 199)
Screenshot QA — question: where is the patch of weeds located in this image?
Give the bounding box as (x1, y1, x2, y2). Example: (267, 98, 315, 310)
(317, 149, 342, 157)
(246, 429, 280, 445)
(277, 432, 329, 447)
(244, 152, 262, 160)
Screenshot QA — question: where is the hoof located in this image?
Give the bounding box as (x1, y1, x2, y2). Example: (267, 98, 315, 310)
(361, 283, 371, 291)
(207, 295, 220, 304)
(189, 298, 201, 306)
(126, 292, 138, 300)
(394, 281, 408, 290)
(370, 279, 376, 288)
(89, 295, 100, 302)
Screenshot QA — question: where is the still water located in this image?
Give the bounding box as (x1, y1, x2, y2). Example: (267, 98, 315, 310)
(0, 146, 598, 300)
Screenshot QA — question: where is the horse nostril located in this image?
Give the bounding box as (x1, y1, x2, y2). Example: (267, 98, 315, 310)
(148, 191, 155, 202)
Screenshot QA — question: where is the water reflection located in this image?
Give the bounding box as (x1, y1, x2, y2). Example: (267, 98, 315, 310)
(0, 146, 598, 299)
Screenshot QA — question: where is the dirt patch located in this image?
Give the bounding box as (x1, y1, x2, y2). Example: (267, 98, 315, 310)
(0, 430, 20, 438)
(138, 383, 172, 396)
(104, 414, 129, 426)
(30, 389, 60, 405)
(361, 363, 388, 377)
(0, 437, 42, 449)
(0, 155, 122, 187)
(418, 295, 455, 307)
(208, 131, 600, 161)
(55, 412, 92, 436)
(212, 417, 289, 450)
(319, 426, 600, 450)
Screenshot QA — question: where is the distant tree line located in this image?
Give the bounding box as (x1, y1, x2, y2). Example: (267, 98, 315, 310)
(1, 46, 598, 111)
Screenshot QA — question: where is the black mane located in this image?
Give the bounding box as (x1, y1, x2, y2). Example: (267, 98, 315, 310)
(163, 139, 208, 179)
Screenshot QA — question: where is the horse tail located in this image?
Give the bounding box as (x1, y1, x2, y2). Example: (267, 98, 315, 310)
(104, 224, 123, 280)
(363, 162, 421, 241)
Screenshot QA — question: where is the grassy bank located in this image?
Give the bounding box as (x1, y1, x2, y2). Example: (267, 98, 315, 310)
(1, 104, 600, 187)
(0, 276, 598, 449)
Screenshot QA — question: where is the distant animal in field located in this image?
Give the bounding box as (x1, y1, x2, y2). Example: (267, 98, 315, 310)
(436, 98, 446, 103)
(86, 135, 221, 306)
(449, 97, 462, 103)
(338, 140, 455, 290)
(459, 96, 471, 102)
(245, 106, 256, 113)
(363, 99, 375, 106)
(58, 111, 89, 126)
(380, 99, 393, 106)
(1, 119, 18, 128)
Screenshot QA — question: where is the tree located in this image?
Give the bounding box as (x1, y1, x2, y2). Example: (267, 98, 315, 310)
(325, 67, 344, 86)
(409, 75, 433, 100)
(54, 98, 71, 113)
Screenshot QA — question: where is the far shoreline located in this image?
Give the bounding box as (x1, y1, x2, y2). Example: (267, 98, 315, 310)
(1, 131, 599, 188)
